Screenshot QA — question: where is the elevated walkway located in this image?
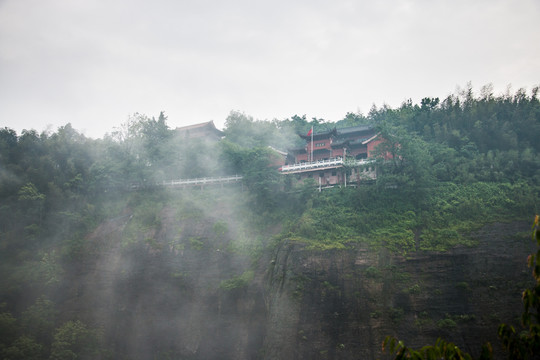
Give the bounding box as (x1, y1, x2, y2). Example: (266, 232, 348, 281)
(280, 158, 372, 174)
(161, 175, 243, 188)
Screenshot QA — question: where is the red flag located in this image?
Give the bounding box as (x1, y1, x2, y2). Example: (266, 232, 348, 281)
(307, 128, 312, 136)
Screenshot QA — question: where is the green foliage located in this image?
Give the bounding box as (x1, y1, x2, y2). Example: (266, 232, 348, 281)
(40, 251, 63, 285)
(213, 220, 228, 237)
(374, 123, 435, 204)
(383, 336, 492, 360)
(372, 226, 416, 255)
(365, 266, 382, 279)
(50, 320, 101, 360)
(188, 237, 204, 250)
(220, 141, 282, 212)
(277, 179, 537, 254)
(388, 307, 404, 322)
(437, 317, 457, 330)
(18, 182, 46, 202)
(21, 296, 57, 345)
(0, 310, 19, 347)
(1, 336, 43, 360)
(408, 284, 421, 295)
(226, 233, 264, 258)
(373, 85, 540, 185)
(219, 270, 254, 291)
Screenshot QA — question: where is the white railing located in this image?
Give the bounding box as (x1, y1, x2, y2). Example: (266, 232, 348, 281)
(281, 158, 344, 172)
(161, 175, 243, 187)
(344, 158, 374, 167)
(280, 158, 372, 173)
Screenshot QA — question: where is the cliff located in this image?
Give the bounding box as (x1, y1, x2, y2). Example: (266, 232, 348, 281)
(58, 191, 532, 360)
(264, 221, 532, 359)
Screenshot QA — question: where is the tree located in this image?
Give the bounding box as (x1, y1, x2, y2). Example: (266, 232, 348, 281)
(219, 142, 281, 211)
(139, 111, 171, 165)
(2, 336, 43, 360)
(373, 123, 434, 207)
(21, 296, 57, 346)
(223, 111, 258, 148)
(18, 182, 46, 226)
(335, 112, 369, 128)
(0, 127, 18, 165)
(108, 114, 150, 184)
(50, 320, 101, 360)
(0, 310, 18, 350)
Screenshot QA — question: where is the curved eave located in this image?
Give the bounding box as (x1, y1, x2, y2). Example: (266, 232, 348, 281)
(288, 147, 306, 154)
(298, 128, 337, 140)
(361, 133, 380, 145)
(331, 140, 349, 148)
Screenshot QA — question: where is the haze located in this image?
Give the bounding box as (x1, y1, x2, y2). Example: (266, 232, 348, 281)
(1, 0, 539, 138)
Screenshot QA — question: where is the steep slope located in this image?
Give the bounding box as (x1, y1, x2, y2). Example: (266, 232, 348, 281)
(70, 198, 532, 360)
(58, 187, 268, 359)
(264, 222, 533, 360)
(6, 184, 534, 359)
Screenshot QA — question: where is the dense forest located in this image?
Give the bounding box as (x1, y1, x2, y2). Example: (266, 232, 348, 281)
(0, 84, 539, 359)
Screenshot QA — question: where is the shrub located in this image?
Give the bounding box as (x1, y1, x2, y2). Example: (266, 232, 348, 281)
(437, 318, 457, 330)
(365, 266, 381, 279)
(219, 270, 254, 291)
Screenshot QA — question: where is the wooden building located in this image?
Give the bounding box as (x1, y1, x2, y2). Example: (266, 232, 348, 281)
(175, 121, 224, 141)
(281, 125, 383, 187)
(287, 125, 383, 163)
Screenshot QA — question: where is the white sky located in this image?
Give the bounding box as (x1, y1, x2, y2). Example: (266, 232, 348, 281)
(1, 0, 539, 138)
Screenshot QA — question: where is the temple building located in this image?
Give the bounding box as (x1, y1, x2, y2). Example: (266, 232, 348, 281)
(170, 120, 383, 188)
(281, 125, 383, 187)
(175, 121, 224, 141)
(287, 125, 382, 163)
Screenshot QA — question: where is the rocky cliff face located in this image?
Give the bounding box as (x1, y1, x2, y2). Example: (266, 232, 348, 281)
(264, 222, 533, 360)
(61, 202, 532, 360)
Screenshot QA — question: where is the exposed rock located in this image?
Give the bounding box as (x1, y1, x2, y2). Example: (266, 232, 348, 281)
(263, 222, 533, 360)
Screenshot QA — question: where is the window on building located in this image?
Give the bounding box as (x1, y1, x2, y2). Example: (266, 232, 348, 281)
(331, 171, 337, 176)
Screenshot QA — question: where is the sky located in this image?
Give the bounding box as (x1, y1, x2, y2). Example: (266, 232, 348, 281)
(1, 0, 539, 139)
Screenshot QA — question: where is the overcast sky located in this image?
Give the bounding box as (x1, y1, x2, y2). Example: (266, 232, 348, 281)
(1, 0, 539, 138)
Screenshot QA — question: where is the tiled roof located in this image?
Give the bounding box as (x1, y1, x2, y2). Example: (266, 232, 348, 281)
(175, 121, 224, 137)
(176, 121, 214, 131)
(336, 124, 373, 135)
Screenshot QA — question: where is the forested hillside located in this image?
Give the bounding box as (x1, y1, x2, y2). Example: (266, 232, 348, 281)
(0, 85, 539, 359)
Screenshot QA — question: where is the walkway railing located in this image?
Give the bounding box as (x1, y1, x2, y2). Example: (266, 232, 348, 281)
(161, 175, 243, 188)
(280, 158, 372, 173)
